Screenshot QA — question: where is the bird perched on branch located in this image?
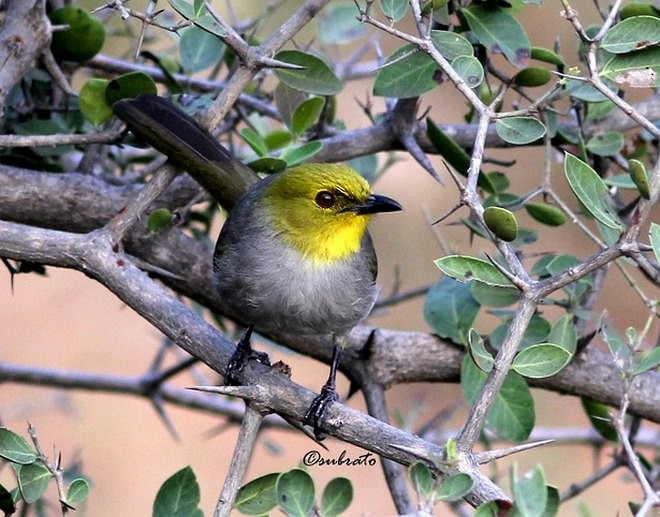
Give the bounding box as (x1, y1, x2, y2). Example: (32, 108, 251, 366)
(114, 94, 401, 438)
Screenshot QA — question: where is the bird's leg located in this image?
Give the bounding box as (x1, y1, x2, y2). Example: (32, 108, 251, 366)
(224, 325, 270, 385)
(303, 342, 341, 440)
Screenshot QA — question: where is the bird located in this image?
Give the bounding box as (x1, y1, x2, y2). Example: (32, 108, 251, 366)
(113, 94, 402, 437)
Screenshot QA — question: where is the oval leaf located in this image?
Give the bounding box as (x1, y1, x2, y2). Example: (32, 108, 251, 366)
(600, 47, 660, 87)
(152, 466, 202, 517)
(320, 477, 353, 517)
(179, 26, 225, 73)
(409, 462, 434, 501)
(49, 6, 105, 62)
(483, 206, 518, 241)
(280, 140, 323, 166)
(65, 478, 90, 506)
(276, 469, 315, 517)
(0, 429, 36, 465)
(431, 30, 474, 61)
(291, 96, 326, 136)
(495, 116, 546, 145)
(524, 202, 566, 227)
(581, 397, 618, 441)
(513, 67, 553, 87)
(79, 78, 112, 127)
(601, 16, 660, 53)
(380, 0, 409, 22)
(274, 50, 342, 95)
(512, 465, 547, 516)
(437, 473, 474, 502)
(628, 159, 650, 199)
(512, 343, 572, 378)
(17, 463, 52, 504)
(423, 277, 479, 345)
(374, 45, 439, 98)
(585, 131, 624, 156)
(563, 153, 623, 230)
(434, 255, 512, 287)
(452, 55, 484, 88)
(235, 473, 279, 514)
(468, 328, 494, 372)
(105, 72, 158, 106)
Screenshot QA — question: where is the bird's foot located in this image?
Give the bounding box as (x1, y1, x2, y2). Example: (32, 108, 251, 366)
(224, 326, 270, 386)
(303, 383, 338, 440)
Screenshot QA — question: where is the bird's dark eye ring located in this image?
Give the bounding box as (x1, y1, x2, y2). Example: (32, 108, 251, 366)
(315, 190, 336, 209)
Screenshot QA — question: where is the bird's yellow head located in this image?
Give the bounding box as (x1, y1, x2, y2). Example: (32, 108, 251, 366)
(263, 163, 401, 266)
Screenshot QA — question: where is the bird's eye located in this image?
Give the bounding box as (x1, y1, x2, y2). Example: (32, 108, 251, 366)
(315, 190, 337, 209)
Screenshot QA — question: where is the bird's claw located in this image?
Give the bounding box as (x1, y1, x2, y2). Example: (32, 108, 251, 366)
(224, 326, 270, 386)
(303, 384, 338, 440)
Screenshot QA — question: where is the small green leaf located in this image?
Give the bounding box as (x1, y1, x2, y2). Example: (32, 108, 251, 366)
(581, 398, 618, 441)
(148, 208, 174, 233)
(380, 0, 409, 22)
(513, 67, 553, 87)
(462, 5, 531, 67)
(547, 314, 577, 355)
(470, 281, 520, 307)
(512, 343, 572, 378)
(423, 277, 480, 345)
(628, 159, 650, 199)
(650, 223, 660, 264)
(483, 206, 518, 242)
(462, 356, 535, 441)
(495, 116, 546, 145)
(291, 97, 326, 136)
(585, 132, 624, 156)
(274, 50, 342, 95)
(79, 78, 112, 127)
(634, 346, 660, 375)
(318, 3, 368, 44)
(0, 428, 37, 465)
(179, 26, 225, 73)
(152, 466, 202, 517)
(17, 462, 52, 504)
(601, 16, 660, 53)
(604, 173, 637, 189)
(409, 462, 434, 502)
(263, 129, 293, 151)
(468, 328, 494, 373)
(105, 72, 158, 106)
(530, 47, 565, 66)
(436, 473, 474, 502)
(524, 203, 566, 227)
(240, 127, 268, 157)
(248, 157, 288, 174)
(619, 3, 660, 19)
(374, 45, 439, 98)
(167, 0, 227, 37)
(434, 255, 512, 287)
(276, 469, 315, 517)
(474, 501, 499, 516)
(49, 6, 105, 62)
(235, 473, 279, 514)
(563, 153, 623, 230)
(320, 477, 353, 517)
(65, 478, 90, 506)
(431, 30, 474, 61)
(280, 141, 323, 166)
(512, 464, 547, 517)
(452, 56, 484, 88)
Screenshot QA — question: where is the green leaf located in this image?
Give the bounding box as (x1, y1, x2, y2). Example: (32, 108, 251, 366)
(462, 5, 531, 67)
(565, 78, 611, 102)
(600, 47, 660, 87)
(380, 0, 409, 22)
(604, 173, 637, 189)
(291, 96, 326, 136)
(628, 159, 650, 199)
(274, 50, 342, 95)
(167, 0, 227, 37)
(148, 208, 174, 233)
(461, 356, 535, 441)
(105, 72, 158, 106)
(451, 55, 484, 88)
(264, 129, 293, 151)
(513, 67, 553, 87)
(581, 398, 618, 441)
(547, 314, 577, 355)
(474, 501, 499, 516)
(483, 206, 518, 242)
(543, 486, 560, 517)
(373, 45, 439, 98)
(495, 116, 546, 145)
(601, 16, 660, 53)
(467, 328, 494, 372)
(280, 141, 323, 166)
(530, 47, 565, 66)
(431, 30, 474, 61)
(434, 255, 512, 287)
(276, 469, 315, 517)
(563, 153, 623, 231)
(423, 277, 480, 345)
(512, 343, 572, 378)
(0, 428, 37, 465)
(235, 473, 279, 514)
(409, 462, 434, 502)
(650, 223, 660, 264)
(65, 478, 90, 506)
(585, 132, 624, 157)
(320, 477, 353, 517)
(248, 157, 288, 174)
(512, 464, 547, 517)
(17, 462, 51, 504)
(179, 26, 225, 73)
(240, 127, 268, 157)
(490, 314, 551, 351)
(152, 466, 202, 517)
(470, 282, 520, 307)
(634, 346, 660, 375)
(79, 78, 113, 127)
(275, 82, 307, 128)
(319, 3, 368, 44)
(437, 473, 474, 502)
(524, 202, 566, 227)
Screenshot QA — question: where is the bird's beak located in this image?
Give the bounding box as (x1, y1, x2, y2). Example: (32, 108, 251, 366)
(355, 194, 403, 215)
